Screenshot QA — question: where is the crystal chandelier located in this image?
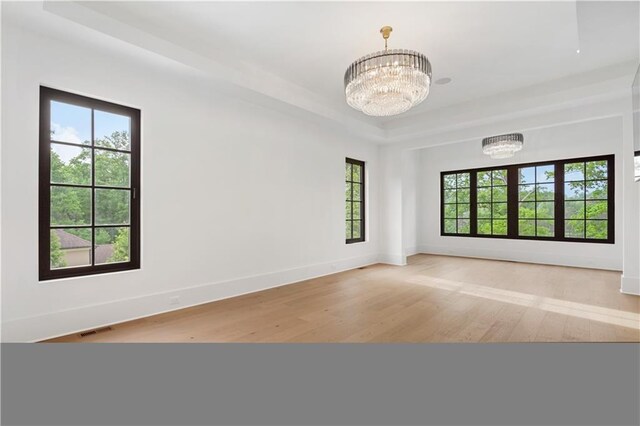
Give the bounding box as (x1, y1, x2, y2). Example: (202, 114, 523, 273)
(482, 133, 524, 159)
(344, 26, 432, 117)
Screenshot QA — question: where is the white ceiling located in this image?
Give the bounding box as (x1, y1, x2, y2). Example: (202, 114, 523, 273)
(79, 1, 639, 114)
(17, 1, 640, 140)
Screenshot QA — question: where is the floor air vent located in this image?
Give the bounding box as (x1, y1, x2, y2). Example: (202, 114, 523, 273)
(79, 326, 113, 338)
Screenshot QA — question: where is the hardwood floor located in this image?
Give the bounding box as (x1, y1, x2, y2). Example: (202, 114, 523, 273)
(45, 254, 640, 343)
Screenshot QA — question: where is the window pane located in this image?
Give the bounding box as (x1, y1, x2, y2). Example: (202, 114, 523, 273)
(586, 180, 607, 199)
(352, 165, 362, 183)
(586, 200, 607, 219)
(536, 201, 554, 219)
(457, 173, 470, 188)
(95, 227, 129, 264)
(536, 183, 554, 201)
(444, 204, 457, 218)
(492, 202, 507, 219)
(50, 101, 91, 145)
(444, 219, 456, 233)
(519, 167, 535, 184)
(51, 186, 92, 226)
(345, 182, 352, 201)
(564, 182, 585, 200)
(492, 220, 507, 235)
(345, 221, 352, 239)
(345, 163, 352, 181)
(536, 165, 555, 183)
(519, 220, 535, 236)
(477, 203, 492, 218)
(477, 219, 492, 235)
(477, 171, 491, 187)
(492, 186, 507, 202)
(95, 150, 130, 187)
(94, 110, 131, 150)
(444, 174, 456, 189)
(50, 228, 92, 269)
(565, 220, 585, 238)
(519, 202, 536, 219)
(477, 187, 491, 203)
(457, 188, 470, 203)
(50, 143, 91, 185)
(518, 184, 535, 201)
(586, 161, 607, 180)
(536, 220, 554, 237)
(352, 183, 362, 201)
(457, 219, 470, 234)
(458, 203, 470, 219)
(565, 200, 585, 219)
(564, 163, 585, 182)
(95, 189, 130, 225)
(345, 202, 352, 220)
(444, 189, 457, 203)
(352, 221, 362, 239)
(352, 202, 361, 220)
(492, 169, 508, 185)
(586, 220, 607, 239)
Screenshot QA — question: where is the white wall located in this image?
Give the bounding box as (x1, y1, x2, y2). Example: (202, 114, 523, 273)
(1, 12, 379, 341)
(416, 116, 624, 270)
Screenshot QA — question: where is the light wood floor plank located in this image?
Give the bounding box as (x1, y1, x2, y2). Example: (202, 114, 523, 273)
(45, 254, 639, 343)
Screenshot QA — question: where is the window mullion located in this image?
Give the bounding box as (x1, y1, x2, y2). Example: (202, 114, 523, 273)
(556, 162, 565, 239)
(470, 172, 477, 236)
(507, 166, 518, 238)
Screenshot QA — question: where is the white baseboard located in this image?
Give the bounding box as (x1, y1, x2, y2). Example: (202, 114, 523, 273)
(620, 276, 640, 296)
(404, 246, 419, 257)
(378, 253, 407, 266)
(2, 253, 379, 342)
(417, 244, 622, 271)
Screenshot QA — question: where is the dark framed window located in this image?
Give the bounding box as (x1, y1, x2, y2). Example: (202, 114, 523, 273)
(345, 158, 365, 243)
(40, 86, 141, 280)
(477, 169, 508, 236)
(518, 164, 555, 238)
(440, 154, 614, 244)
(442, 172, 471, 234)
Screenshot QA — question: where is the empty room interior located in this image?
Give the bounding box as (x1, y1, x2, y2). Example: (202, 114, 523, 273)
(2, 0, 640, 344)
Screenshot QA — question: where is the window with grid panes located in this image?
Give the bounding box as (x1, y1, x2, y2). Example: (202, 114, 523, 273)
(442, 172, 471, 235)
(563, 159, 609, 240)
(440, 155, 613, 243)
(40, 87, 140, 280)
(477, 169, 508, 236)
(345, 158, 365, 243)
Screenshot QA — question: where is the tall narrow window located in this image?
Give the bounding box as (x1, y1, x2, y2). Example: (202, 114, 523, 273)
(564, 159, 609, 240)
(442, 172, 471, 234)
(40, 87, 141, 280)
(518, 164, 555, 238)
(345, 158, 365, 243)
(477, 169, 508, 236)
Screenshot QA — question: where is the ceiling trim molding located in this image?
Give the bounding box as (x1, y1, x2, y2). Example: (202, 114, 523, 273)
(42, 1, 387, 142)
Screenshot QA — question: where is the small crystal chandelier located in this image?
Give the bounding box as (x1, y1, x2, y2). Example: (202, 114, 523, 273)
(344, 26, 432, 117)
(482, 133, 524, 159)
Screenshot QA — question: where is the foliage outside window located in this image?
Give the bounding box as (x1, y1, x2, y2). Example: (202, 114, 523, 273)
(563, 160, 609, 240)
(443, 172, 471, 234)
(441, 155, 614, 243)
(477, 169, 508, 236)
(518, 164, 555, 238)
(345, 158, 365, 243)
(40, 87, 141, 280)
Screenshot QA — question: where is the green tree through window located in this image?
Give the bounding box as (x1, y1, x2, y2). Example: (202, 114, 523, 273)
(440, 155, 613, 243)
(40, 87, 140, 280)
(443, 172, 471, 234)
